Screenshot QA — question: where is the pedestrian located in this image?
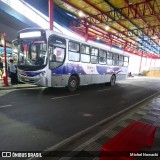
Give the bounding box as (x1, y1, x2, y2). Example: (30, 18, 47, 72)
(128, 72, 132, 77)
(8, 59, 17, 85)
(0, 57, 3, 79)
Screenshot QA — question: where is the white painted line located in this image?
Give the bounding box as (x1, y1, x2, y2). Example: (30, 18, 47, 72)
(51, 94, 80, 100)
(97, 88, 111, 92)
(0, 105, 12, 109)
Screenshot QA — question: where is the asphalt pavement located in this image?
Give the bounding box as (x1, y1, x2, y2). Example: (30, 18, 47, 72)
(48, 92, 160, 160)
(0, 77, 160, 160)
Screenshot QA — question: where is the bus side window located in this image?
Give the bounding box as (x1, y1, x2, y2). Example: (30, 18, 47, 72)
(107, 51, 113, 66)
(112, 53, 119, 66)
(118, 55, 124, 66)
(80, 44, 90, 63)
(54, 47, 65, 62)
(68, 41, 80, 62)
(91, 47, 99, 64)
(124, 56, 129, 66)
(99, 50, 107, 65)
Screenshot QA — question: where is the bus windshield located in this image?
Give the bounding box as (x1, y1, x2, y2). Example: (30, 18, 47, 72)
(18, 39, 47, 68)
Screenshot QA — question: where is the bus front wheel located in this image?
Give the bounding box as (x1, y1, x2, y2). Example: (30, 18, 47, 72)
(68, 76, 78, 92)
(110, 75, 116, 86)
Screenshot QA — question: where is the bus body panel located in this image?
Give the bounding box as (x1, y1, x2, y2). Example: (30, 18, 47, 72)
(51, 74, 62, 87)
(49, 62, 128, 87)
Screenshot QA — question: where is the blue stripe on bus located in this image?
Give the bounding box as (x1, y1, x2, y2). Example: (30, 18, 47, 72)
(22, 64, 126, 76)
(52, 63, 86, 74)
(52, 63, 126, 75)
(96, 66, 124, 74)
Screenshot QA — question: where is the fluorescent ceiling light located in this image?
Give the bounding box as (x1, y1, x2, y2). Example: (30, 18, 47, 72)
(105, 26, 110, 30)
(78, 11, 84, 17)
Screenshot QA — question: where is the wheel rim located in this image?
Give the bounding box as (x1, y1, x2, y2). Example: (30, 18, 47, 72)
(70, 79, 76, 88)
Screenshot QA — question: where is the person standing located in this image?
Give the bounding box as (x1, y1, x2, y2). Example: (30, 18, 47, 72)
(0, 57, 3, 78)
(8, 59, 17, 85)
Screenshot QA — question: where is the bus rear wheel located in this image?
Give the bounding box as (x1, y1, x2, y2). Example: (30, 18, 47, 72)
(68, 76, 78, 92)
(110, 75, 116, 86)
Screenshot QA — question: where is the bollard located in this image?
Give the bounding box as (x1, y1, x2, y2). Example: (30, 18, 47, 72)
(3, 76, 9, 86)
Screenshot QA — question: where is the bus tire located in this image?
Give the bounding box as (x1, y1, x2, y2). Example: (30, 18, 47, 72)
(68, 76, 78, 92)
(110, 75, 116, 86)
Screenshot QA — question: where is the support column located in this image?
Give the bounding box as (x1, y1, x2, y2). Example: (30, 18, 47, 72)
(109, 35, 112, 50)
(139, 53, 143, 75)
(149, 58, 152, 70)
(85, 25, 88, 42)
(1, 33, 8, 86)
(145, 57, 147, 67)
(154, 59, 156, 67)
(49, 0, 54, 30)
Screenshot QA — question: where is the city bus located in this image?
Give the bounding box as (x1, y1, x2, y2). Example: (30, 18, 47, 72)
(16, 28, 129, 91)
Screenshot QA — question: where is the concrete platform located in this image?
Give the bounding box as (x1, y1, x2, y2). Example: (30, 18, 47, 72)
(0, 78, 38, 90)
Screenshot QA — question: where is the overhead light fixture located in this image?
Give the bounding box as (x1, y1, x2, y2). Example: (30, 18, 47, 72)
(78, 11, 84, 17)
(97, 37, 100, 40)
(128, 0, 132, 4)
(105, 26, 110, 30)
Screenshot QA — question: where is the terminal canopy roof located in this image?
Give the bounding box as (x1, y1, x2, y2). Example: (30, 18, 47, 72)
(54, 0, 160, 58)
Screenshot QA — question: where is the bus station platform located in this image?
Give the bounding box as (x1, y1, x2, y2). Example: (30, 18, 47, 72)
(43, 92, 160, 160)
(0, 78, 37, 90)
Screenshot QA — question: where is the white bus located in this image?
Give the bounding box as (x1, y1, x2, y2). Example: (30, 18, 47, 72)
(16, 28, 129, 91)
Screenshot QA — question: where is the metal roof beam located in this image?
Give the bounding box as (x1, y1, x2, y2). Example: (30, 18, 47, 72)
(64, 0, 158, 54)
(61, 0, 159, 56)
(62, 0, 133, 46)
(85, 0, 160, 51)
(63, 0, 127, 41)
(73, 19, 127, 45)
(124, 0, 160, 51)
(147, 0, 160, 23)
(83, 0, 138, 42)
(70, 25, 127, 47)
(104, 0, 159, 54)
(124, 25, 160, 37)
(94, 0, 159, 23)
